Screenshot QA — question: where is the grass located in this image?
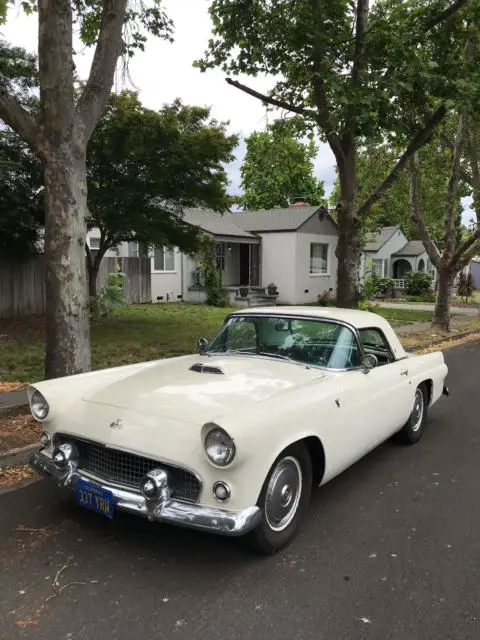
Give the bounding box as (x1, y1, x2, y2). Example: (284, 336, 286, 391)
(0, 302, 475, 384)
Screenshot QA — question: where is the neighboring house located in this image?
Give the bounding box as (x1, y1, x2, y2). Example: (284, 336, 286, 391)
(360, 226, 437, 289)
(468, 257, 480, 289)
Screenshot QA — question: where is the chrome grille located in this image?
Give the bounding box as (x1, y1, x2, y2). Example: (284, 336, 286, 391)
(55, 434, 201, 503)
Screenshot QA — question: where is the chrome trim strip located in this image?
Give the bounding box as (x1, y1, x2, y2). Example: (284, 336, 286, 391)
(30, 452, 261, 538)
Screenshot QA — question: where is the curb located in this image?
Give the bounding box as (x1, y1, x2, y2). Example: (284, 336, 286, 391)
(409, 329, 480, 353)
(0, 442, 39, 468)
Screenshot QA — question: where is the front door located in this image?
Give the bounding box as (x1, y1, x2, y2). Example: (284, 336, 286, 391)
(239, 244, 250, 285)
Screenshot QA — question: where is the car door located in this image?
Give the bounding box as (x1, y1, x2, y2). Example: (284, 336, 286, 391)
(354, 327, 414, 446)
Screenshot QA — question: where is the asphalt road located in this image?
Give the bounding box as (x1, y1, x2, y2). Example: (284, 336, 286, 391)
(1, 341, 479, 640)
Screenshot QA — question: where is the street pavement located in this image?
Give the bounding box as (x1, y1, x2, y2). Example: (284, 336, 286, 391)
(1, 341, 479, 640)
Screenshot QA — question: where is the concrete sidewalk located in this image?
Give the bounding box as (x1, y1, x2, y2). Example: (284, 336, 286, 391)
(0, 389, 28, 410)
(375, 301, 479, 315)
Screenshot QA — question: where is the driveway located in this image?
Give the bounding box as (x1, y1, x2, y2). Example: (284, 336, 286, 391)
(1, 341, 479, 640)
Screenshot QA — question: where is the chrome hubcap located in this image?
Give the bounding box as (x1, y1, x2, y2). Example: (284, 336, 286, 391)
(265, 456, 302, 532)
(411, 389, 424, 432)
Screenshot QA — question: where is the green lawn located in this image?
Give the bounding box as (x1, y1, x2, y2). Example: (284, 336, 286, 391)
(0, 303, 433, 384)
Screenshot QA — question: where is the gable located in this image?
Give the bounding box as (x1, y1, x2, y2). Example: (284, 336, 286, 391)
(297, 211, 338, 236)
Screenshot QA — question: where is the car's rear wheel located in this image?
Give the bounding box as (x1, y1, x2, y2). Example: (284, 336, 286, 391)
(243, 442, 312, 554)
(397, 383, 428, 444)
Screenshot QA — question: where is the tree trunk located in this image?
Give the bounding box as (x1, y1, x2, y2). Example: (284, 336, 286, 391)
(335, 153, 361, 308)
(432, 268, 455, 331)
(43, 147, 91, 379)
(89, 264, 100, 298)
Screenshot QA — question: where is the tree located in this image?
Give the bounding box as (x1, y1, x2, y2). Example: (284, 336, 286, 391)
(0, 1, 173, 380)
(329, 135, 468, 244)
(240, 118, 326, 210)
(410, 111, 480, 330)
(0, 129, 43, 260)
(196, 0, 476, 307)
(86, 91, 238, 295)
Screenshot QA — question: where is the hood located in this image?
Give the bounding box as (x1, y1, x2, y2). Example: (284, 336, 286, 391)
(81, 354, 325, 424)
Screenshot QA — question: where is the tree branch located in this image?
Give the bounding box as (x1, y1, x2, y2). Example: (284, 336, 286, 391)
(309, 0, 345, 162)
(357, 105, 447, 218)
(76, 0, 128, 142)
(351, 0, 369, 87)
(0, 90, 41, 152)
(225, 78, 316, 119)
(408, 152, 442, 270)
(466, 127, 480, 225)
(424, 0, 469, 31)
(451, 226, 480, 267)
(443, 114, 466, 261)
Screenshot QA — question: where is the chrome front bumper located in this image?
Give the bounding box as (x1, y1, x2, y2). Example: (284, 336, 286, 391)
(30, 451, 261, 537)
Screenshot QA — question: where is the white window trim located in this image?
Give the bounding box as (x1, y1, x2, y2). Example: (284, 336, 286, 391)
(371, 258, 385, 278)
(152, 246, 176, 273)
(309, 242, 330, 277)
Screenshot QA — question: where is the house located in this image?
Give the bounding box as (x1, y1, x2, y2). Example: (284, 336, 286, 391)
(360, 225, 437, 289)
(179, 204, 338, 305)
(86, 213, 438, 306)
(468, 257, 480, 289)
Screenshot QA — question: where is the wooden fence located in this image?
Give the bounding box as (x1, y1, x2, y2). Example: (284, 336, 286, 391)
(0, 256, 151, 319)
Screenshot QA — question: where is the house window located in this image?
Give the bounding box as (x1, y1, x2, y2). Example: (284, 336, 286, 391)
(154, 247, 175, 271)
(128, 241, 139, 258)
(372, 259, 384, 277)
(310, 243, 329, 275)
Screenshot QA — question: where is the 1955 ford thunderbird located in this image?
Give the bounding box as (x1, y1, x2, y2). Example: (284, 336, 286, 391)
(29, 306, 449, 554)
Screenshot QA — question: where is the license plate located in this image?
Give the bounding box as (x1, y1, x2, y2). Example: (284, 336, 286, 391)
(75, 479, 114, 519)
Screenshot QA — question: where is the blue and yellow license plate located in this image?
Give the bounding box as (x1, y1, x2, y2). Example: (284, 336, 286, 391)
(75, 479, 114, 519)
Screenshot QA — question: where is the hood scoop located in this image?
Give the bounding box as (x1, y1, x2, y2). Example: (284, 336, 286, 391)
(189, 362, 225, 375)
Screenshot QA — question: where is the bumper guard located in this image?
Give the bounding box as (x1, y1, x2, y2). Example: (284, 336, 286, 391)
(30, 451, 261, 537)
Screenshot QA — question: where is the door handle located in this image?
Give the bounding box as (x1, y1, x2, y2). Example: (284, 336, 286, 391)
(400, 368, 408, 376)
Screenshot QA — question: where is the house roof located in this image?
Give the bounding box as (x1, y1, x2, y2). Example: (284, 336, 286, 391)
(392, 241, 427, 257)
(363, 226, 401, 252)
(182, 208, 258, 239)
(230, 206, 326, 232)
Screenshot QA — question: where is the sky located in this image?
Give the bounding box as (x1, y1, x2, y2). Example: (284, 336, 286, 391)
(2, 0, 337, 200)
(1, 0, 473, 223)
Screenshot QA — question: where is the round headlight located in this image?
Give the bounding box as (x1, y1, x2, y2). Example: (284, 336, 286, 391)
(204, 427, 236, 467)
(31, 390, 49, 420)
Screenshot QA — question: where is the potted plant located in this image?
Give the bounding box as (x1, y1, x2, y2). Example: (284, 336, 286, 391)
(267, 282, 278, 296)
(239, 285, 249, 297)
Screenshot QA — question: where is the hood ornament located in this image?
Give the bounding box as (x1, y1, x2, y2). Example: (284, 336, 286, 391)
(109, 418, 123, 430)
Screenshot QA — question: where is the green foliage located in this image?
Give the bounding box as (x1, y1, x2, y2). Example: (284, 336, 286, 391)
(87, 91, 238, 263)
(402, 292, 436, 302)
(201, 260, 229, 307)
(240, 118, 326, 210)
(0, 43, 43, 261)
(90, 264, 125, 320)
(406, 271, 433, 296)
(361, 275, 394, 300)
(330, 121, 469, 243)
(457, 271, 475, 302)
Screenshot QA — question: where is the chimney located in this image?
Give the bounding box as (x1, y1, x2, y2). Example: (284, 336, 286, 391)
(289, 197, 309, 208)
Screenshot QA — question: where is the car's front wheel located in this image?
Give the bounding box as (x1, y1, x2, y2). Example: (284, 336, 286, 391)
(398, 383, 428, 444)
(243, 443, 312, 554)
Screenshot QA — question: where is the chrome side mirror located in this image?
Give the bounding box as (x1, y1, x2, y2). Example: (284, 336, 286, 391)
(198, 338, 209, 354)
(361, 353, 378, 373)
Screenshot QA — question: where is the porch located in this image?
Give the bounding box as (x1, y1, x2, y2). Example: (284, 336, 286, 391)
(185, 237, 278, 307)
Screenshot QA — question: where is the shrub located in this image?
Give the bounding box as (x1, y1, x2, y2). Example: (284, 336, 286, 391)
(361, 275, 394, 299)
(90, 264, 125, 320)
(317, 290, 336, 306)
(457, 271, 475, 302)
(405, 271, 432, 296)
(201, 261, 229, 307)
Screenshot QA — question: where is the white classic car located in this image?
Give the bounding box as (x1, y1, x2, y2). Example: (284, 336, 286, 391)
(29, 306, 449, 554)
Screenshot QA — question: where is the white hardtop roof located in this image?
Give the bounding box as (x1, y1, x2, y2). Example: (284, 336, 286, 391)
(231, 306, 385, 328)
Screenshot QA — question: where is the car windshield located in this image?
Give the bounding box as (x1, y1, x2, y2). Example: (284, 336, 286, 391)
(207, 314, 362, 370)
